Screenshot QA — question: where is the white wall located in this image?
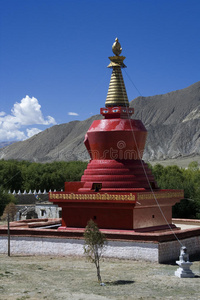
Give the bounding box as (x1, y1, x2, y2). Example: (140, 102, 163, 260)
(0, 235, 199, 263)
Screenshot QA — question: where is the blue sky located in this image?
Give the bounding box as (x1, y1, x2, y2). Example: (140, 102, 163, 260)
(0, 0, 200, 141)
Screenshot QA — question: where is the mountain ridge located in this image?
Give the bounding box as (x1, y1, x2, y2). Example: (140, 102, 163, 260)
(0, 81, 200, 165)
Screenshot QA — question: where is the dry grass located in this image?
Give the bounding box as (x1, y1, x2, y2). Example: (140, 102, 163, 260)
(0, 254, 199, 300)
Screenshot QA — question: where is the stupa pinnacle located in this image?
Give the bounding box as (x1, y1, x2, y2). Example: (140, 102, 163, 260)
(112, 38, 122, 56)
(105, 38, 129, 107)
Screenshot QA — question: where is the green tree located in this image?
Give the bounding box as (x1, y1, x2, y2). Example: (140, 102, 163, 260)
(181, 162, 200, 218)
(152, 163, 165, 181)
(1, 160, 23, 191)
(151, 163, 200, 219)
(158, 165, 184, 189)
(83, 220, 107, 284)
(188, 161, 199, 171)
(0, 159, 87, 192)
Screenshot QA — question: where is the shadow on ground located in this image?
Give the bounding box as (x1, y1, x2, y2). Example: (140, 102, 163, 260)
(105, 280, 134, 286)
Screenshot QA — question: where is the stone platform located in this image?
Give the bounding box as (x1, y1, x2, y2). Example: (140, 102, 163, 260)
(0, 218, 200, 263)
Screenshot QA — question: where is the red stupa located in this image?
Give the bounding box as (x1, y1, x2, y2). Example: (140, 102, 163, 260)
(49, 38, 183, 231)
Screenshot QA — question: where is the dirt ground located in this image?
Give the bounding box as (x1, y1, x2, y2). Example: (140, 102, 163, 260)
(0, 254, 199, 300)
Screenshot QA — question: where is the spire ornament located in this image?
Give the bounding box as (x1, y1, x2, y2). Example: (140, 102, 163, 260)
(112, 38, 122, 56)
(105, 38, 129, 107)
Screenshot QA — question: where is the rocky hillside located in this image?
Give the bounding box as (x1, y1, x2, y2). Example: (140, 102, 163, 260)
(0, 141, 16, 148)
(0, 81, 200, 164)
(131, 81, 200, 161)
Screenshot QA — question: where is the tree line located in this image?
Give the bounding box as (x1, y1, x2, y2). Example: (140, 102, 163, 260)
(150, 161, 200, 219)
(0, 159, 200, 219)
(0, 160, 87, 216)
(0, 159, 88, 192)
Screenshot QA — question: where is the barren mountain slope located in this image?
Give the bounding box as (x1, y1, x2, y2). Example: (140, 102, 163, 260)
(131, 81, 200, 126)
(0, 81, 200, 163)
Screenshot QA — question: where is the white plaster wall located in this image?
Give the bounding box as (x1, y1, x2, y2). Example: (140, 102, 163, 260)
(105, 241, 158, 261)
(0, 236, 84, 256)
(1, 235, 199, 262)
(35, 206, 61, 219)
(0, 236, 158, 262)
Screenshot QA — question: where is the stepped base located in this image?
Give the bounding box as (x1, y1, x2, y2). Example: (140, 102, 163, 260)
(79, 159, 158, 192)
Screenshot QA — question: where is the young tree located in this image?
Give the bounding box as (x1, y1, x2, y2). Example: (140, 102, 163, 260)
(2, 202, 17, 256)
(2, 202, 17, 221)
(83, 220, 107, 284)
(0, 189, 16, 217)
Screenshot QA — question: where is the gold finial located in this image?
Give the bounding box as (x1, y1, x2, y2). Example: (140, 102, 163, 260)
(112, 38, 122, 56)
(105, 38, 129, 107)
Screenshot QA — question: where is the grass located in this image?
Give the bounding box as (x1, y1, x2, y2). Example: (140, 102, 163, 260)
(0, 254, 199, 300)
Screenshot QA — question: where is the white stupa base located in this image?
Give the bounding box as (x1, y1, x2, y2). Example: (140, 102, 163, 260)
(175, 261, 195, 278)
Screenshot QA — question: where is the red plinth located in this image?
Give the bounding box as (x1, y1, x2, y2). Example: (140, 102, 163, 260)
(49, 189, 183, 230)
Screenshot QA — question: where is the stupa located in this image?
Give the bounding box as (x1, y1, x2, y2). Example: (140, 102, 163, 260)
(49, 38, 183, 231)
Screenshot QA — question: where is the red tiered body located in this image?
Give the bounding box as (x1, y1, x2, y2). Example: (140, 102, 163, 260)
(79, 112, 158, 192)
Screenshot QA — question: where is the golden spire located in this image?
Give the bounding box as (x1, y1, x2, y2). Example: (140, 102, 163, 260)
(105, 38, 129, 107)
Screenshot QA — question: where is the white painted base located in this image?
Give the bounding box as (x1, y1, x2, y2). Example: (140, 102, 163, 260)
(175, 261, 195, 278)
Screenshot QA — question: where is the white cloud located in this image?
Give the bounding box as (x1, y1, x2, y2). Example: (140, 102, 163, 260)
(26, 128, 42, 139)
(0, 111, 6, 116)
(0, 96, 56, 141)
(0, 128, 26, 141)
(11, 95, 56, 125)
(68, 112, 79, 116)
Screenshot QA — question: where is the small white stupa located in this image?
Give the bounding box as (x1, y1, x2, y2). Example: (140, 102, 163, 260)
(175, 246, 195, 278)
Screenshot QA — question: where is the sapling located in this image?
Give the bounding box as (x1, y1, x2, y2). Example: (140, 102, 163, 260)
(83, 220, 107, 284)
(2, 202, 17, 256)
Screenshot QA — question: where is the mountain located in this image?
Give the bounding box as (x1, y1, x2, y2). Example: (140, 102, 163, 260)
(0, 115, 102, 163)
(131, 81, 200, 161)
(0, 81, 200, 165)
(0, 141, 17, 148)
